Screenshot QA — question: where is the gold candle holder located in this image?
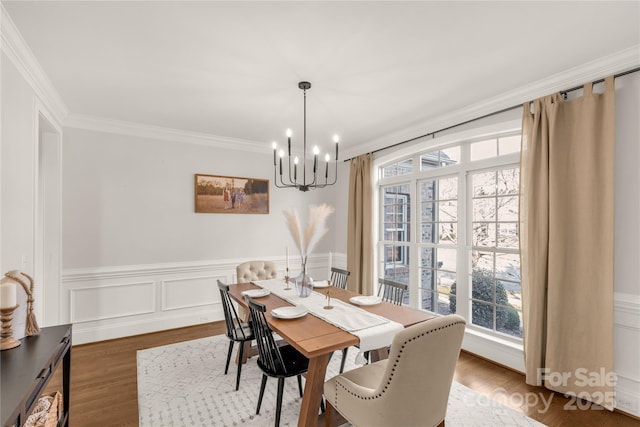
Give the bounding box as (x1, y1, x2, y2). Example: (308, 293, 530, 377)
(324, 290, 334, 310)
(1, 304, 21, 350)
(284, 268, 292, 290)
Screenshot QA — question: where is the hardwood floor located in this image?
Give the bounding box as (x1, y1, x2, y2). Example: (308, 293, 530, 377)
(45, 322, 638, 426)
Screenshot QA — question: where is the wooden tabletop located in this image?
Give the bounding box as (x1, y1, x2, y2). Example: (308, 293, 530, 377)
(228, 281, 435, 427)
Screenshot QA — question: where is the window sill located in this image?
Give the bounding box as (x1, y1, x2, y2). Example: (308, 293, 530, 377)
(461, 326, 525, 373)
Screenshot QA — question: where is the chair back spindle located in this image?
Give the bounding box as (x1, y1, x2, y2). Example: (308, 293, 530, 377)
(330, 267, 350, 290)
(377, 278, 408, 305)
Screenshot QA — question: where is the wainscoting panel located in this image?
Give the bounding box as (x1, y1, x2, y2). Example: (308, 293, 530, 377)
(613, 292, 640, 416)
(70, 281, 155, 323)
(161, 275, 222, 312)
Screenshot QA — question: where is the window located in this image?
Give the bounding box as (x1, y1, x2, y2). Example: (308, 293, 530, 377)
(380, 184, 411, 302)
(419, 176, 458, 315)
(381, 158, 413, 178)
(468, 168, 521, 337)
(377, 130, 522, 339)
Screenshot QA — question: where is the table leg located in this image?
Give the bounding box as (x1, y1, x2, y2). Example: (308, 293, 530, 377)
(369, 346, 389, 362)
(298, 353, 331, 427)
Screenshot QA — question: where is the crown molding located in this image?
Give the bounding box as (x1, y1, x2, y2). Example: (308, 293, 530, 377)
(343, 45, 640, 160)
(64, 113, 269, 153)
(1, 4, 69, 125)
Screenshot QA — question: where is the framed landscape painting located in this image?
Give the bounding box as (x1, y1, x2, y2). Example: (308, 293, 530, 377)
(195, 174, 269, 214)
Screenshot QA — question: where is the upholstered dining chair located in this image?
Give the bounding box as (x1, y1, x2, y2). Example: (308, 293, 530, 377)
(245, 296, 310, 427)
(217, 280, 254, 391)
(324, 314, 466, 427)
(377, 277, 408, 305)
(236, 260, 278, 283)
(329, 267, 350, 290)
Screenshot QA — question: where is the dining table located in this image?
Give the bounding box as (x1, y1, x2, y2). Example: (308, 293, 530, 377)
(228, 280, 436, 427)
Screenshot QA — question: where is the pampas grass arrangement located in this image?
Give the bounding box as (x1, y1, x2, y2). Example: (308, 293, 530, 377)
(284, 203, 335, 265)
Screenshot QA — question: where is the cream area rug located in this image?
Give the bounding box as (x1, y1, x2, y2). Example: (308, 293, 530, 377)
(137, 335, 546, 427)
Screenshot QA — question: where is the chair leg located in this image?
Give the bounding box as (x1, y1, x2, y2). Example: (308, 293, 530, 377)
(224, 340, 234, 375)
(325, 401, 334, 427)
(340, 348, 348, 373)
(275, 377, 285, 427)
(297, 374, 303, 398)
(257, 374, 268, 415)
(235, 340, 246, 391)
(320, 396, 325, 413)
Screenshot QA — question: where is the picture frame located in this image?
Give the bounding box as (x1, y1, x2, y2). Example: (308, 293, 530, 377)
(195, 174, 269, 214)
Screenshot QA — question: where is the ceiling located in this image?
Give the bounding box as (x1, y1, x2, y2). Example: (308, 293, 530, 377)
(3, 1, 639, 157)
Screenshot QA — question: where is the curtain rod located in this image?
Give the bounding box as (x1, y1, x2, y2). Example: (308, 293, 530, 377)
(344, 66, 640, 162)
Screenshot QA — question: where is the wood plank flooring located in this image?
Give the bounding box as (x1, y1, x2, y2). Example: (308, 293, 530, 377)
(44, 322, 638, 426)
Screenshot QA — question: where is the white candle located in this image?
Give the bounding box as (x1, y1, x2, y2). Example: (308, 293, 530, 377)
(328, 251, 333, 278)
(285, 247, 289, 270)
(0, 279, 17, 309)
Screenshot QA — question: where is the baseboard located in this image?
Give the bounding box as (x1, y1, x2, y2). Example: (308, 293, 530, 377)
(71, 306, 223, 345)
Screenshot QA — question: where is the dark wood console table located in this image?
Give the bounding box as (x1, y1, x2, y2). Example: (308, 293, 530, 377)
(1, 324, 72, 427)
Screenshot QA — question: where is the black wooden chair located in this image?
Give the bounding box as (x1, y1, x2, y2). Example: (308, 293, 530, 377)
(218, 280, 254, 391)
(378, 277, 408, 305)
(245, 296, 310, 427)
(329, 267, 350, 290)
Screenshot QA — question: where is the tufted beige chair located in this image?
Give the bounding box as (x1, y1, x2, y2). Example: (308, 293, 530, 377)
(236, 260, 278, 283)
(324, 314, 466, 427)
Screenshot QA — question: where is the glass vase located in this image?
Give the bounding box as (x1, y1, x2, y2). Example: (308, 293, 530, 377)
(295, 264, 314, 298)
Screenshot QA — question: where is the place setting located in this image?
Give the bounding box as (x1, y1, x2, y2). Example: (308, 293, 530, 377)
(349, 295, 383, 306)
(271, 305, 309, 320)
(240, 288, 271, 298)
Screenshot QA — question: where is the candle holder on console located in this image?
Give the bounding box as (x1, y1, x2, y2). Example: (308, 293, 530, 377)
(1, 305, 21, 350)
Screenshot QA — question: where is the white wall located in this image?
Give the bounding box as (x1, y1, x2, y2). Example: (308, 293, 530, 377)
(62, 128, 341, 267)
(1, 51, 36, 338)
(612, 73, 640, 416)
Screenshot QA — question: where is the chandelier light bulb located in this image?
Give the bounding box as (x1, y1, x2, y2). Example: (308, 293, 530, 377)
(279, 149, 285, 158)
(294, 157, 299, 164)
(325, 153, 330, 162)
(333, 134, 340, 143)
(272, 141, 277, 150)
(313, 146, 320, 155)
(286, 129, 292, 138)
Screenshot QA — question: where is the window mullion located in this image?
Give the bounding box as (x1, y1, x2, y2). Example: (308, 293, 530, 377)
(409, 176, 419, 308)
(457, 146, 471, 321)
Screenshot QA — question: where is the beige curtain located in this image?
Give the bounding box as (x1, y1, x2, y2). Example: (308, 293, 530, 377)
(520, 76, 615, 409)
(347, 153, 374, 295)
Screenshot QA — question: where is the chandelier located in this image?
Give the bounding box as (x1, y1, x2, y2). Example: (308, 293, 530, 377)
(272, 81, 339, 191)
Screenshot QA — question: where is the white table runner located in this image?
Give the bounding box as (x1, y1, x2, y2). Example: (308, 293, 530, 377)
(251, 279, 403, 355)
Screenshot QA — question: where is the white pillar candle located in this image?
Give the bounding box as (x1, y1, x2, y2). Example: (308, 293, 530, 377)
(0, 279, 17, 309)
(328, 251, 332, 278)
(285, 247, 289, 270)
